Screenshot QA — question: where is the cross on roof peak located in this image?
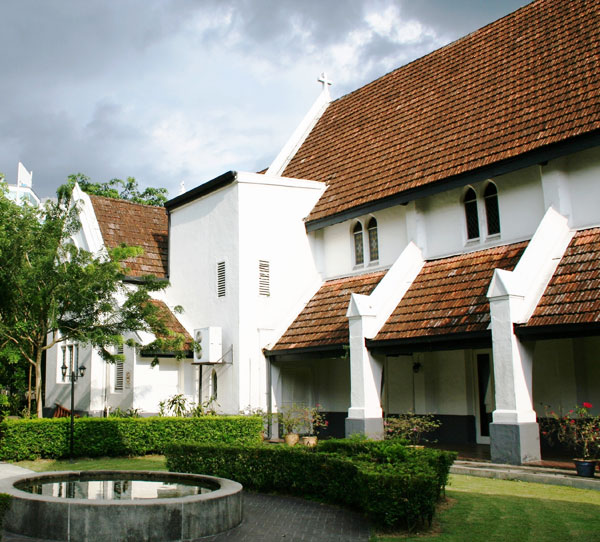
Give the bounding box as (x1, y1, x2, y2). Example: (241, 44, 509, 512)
(317, 72, 333, 93)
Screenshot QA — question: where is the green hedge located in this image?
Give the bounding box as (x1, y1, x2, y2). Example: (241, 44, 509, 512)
(165, 440, 456, 531)
(0, 416, 263, 461)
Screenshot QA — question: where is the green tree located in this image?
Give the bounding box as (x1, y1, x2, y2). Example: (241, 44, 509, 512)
(0, 183, 186, 417)
(69, 173, 168, 206)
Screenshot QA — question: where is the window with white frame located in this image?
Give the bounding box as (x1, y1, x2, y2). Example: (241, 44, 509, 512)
(367, 217, 379, 262)
(353, 222, 364, 265)
(463, 187, 480, 240)
(484, 182, 501, 235)
(58, 343, 79, 383)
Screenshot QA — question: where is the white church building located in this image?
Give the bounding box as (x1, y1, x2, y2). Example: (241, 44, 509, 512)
(45, 0, 600, 465)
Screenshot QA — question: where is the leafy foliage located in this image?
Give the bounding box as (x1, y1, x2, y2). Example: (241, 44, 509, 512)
(384, 413, 441, 445)
(165, 440, 456, 531)
(0, 183, 186, 416)
(69, 173, 168, 206)
(542, 402, 600, 459)
(0, 416, 263, 461)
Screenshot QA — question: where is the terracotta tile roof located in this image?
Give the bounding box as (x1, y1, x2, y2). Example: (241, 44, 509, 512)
(271, 271, 386, 351)
(283, 0, 600, 224)
(149, 299, 193, 350)
(526, 228, 600, 327)
(375, 242, 527, 342)
(90, 195, 168, 278)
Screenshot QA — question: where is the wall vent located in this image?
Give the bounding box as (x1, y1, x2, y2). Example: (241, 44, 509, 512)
(258, 260, 270, 296)
(217, 261, 226, 297)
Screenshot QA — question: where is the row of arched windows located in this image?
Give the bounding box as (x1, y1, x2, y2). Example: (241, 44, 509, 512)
(353, 217, 378, 266)
(463, 182, 500, 240)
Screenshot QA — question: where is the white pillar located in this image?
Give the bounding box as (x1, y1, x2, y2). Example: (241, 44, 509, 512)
(488, 286, 540, 464)
(345, 294, 384, 439)
(486, 207, 573, 464)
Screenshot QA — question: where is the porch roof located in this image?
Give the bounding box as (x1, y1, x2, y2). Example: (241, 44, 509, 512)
(270, 270, 386, 352)
(140, 299, 193, 357)
(372, 241, 528, 344)
(519, 227, 600, 335)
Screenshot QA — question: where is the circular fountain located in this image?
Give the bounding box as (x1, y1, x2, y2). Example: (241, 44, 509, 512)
(0, 470, 242, 542)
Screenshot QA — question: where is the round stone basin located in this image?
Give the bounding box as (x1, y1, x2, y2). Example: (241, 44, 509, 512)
(0, 470, 242, 542)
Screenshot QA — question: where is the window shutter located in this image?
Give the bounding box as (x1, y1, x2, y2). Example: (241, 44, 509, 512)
(217, 261, 226, 297)
(259, 260, 270, 296)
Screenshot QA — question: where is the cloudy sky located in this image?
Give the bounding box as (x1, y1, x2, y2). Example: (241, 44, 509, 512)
(0, 0, 530, 199)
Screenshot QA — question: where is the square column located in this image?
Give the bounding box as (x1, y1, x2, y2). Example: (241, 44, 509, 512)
(345, 294, 384, 439)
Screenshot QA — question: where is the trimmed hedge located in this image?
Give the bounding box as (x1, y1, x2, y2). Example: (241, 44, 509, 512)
(0, 416, 263, 461)
(165, 440, 456, 531)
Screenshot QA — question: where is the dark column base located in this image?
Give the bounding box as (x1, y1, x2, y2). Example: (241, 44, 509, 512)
(345, 417, 384, 440)
(490, 422, 541, 465)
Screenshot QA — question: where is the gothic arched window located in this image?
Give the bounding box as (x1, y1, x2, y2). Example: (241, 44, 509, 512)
(464, 187, 480, 240)
(484, 182, 500, 235)
(353, 222, 364, 265)
(367, 217, 379, 262)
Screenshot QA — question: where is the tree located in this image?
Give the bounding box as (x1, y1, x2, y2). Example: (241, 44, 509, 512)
(0, 183, 186, 417)
(69, 173, 168, 206)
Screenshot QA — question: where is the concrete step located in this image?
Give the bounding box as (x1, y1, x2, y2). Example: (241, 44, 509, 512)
(450, 460, 600, 490)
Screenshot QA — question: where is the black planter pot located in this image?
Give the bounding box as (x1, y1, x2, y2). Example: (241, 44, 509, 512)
(573, 459, 596, 477)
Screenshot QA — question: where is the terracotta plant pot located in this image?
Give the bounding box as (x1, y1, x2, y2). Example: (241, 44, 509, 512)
(573, 459, 596, 478)
(300, 436, 318, 447)
(284, 433, 299, 446)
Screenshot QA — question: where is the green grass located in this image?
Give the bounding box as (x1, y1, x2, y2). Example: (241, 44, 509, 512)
(373, 474, 600, 542)
(13, 454, 167, 472)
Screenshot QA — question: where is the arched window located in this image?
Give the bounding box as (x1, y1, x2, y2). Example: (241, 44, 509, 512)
(211, 369, 218, 400)
(484, 182, 500, 235)
(463, 187, 480, 240)
(353, 222, 364, 265)
(367, 217, 379, 262)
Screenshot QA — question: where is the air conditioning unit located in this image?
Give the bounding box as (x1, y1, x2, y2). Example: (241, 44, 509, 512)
(193, 327, 222, 363)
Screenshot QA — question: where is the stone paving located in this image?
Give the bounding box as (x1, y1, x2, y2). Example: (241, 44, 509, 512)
(2, 491, 371, 542)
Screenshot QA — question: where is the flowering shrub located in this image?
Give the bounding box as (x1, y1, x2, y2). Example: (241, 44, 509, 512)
(384, 412, 441, 445)
(543, 402, 600, 460)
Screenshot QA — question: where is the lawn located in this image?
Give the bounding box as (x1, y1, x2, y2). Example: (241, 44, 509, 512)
(11, 458, 600, 542)
(374, 474, 600, 542)
(14, 454, 167, 472)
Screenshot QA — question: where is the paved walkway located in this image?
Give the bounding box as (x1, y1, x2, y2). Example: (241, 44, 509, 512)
(0, 463, 370, 542)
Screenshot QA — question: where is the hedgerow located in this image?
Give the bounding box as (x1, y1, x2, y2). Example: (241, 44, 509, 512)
(0, 416, 262, 461)
(165, 440, 456, 531)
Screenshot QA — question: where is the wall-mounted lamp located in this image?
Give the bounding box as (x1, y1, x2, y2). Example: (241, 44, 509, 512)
(412, 362, 422, 374)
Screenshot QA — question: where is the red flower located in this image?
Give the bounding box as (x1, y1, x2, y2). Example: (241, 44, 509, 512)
(570, 419, 576, 424)
(583, 402, 593, 409)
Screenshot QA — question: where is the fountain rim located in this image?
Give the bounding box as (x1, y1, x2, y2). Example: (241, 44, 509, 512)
(0, 470, 242, 506)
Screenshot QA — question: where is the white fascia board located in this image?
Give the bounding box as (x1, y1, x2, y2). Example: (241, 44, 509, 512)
(236, 171, 325, 192)
(346, 241, 424, 338)
(487, 206, 574, 323)
(266, 90, 331, 176)
(72, 183, 105, 255)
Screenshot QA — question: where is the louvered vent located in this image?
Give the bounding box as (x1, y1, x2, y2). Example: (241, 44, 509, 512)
(114, 345, 124, 391)
(217, 261, 226, 297)
(258, 260, 270, 296)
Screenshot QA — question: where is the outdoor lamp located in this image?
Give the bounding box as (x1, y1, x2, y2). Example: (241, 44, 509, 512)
(61, 362, 68, 379)
(78, 365, 86, 379)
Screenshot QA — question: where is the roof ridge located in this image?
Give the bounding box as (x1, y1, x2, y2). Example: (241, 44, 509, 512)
(89, 193, 166, 211)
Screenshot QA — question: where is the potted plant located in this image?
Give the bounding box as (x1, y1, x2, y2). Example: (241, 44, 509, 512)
(277, 403, 304, 446)
(299, 404, 328, 447)
(544, 402, 600, 477)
